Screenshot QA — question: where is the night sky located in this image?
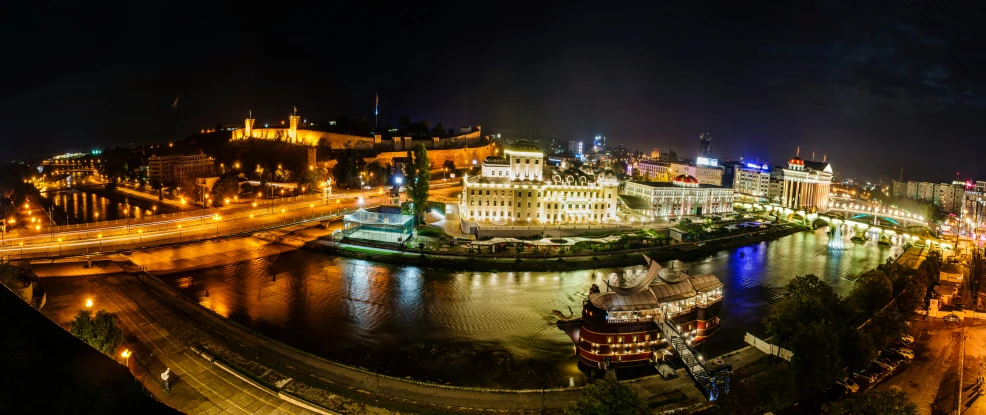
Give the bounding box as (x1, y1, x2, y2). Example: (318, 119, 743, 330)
(2, 1, 985, 182)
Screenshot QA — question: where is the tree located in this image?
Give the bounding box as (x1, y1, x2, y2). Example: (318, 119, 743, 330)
(895, 280, 926, 316)
(564, 379, 649, 415)
(405, 144, 431, 224)
(70, 309, 124, 356)
(300, 169, 321, 193)
(838, 327, 876, 369)
(398, 115, 411, 129)
(212, 175, 240, 200)
(331, 149, 366, 188)
(366, 161, 388, 186)
(867, 308, 907, 348)
(823, 389, 918, 415)
(442, 159, 456, 174)
(764, 274, 840, 347)
(149, 178, 163, 200)
(850, 270, 893, 314)
(790, 321, 843, 389)
(431, 122, 446, 137)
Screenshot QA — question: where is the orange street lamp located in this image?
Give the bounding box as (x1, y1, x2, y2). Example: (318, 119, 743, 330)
(121, 349, 131, 367)
(86, 298, 93, 312)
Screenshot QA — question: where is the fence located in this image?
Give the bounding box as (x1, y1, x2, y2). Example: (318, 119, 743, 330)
(743, 333, 792, 361)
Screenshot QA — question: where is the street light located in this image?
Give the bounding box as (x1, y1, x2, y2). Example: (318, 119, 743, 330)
(177, 224, 182, 240)
(97, 234, 102, 250)
(138, 229, 142, 243)
(58, 238, 62, 254)
(121, 349, 131, 367)
(86, 298, 93, 313)
(281, 209, 286, 223)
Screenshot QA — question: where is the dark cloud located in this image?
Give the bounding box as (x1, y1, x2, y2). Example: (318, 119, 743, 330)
(1, 0, 984, 181)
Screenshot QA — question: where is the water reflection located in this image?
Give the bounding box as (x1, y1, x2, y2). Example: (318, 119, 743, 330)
(161, 227, 901, 388)
(46, 189, 174, 224)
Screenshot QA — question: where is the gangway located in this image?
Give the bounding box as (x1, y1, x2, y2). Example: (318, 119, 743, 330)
(658, 318, 731, 401)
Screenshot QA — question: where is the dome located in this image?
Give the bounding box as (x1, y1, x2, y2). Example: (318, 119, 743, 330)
(672, 175, 700, 187)
(788, 157, 804, 165)
(506, 141, 541, 153)
(673, 174, 699, 183)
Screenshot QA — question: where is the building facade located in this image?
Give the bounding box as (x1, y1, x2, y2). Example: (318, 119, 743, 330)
(892, 181, 907, 197)
(635, 160, 722, 186)
(769, 157, 833, 209)
(622, 176, 735, 218)
(148, 151, 214, 186)
(459, 142, 620, 225)
(730, 163, 771, 202)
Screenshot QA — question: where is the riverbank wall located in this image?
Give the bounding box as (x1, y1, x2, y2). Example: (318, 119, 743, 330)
(304, 223, 807, 272)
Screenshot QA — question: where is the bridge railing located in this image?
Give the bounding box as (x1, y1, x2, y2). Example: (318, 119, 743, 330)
(0, 205, 375, 261)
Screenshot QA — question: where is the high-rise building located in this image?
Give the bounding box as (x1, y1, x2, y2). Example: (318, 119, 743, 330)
(892, 181, 907, 197)
(698, 133, 713, 157)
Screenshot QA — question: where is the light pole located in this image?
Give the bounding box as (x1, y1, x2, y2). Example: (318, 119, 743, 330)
(97, 234, 102, 250)
(177, 224, 182, 240)
(58, 238, 62, 255)
(86, 298, 93, 314)
(121, 349, 131, 368)
(281, 209, 286, 223)
(138, 229, 142, 243)
(213, 214, 220, 236)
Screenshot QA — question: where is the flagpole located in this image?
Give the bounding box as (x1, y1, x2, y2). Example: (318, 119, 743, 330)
(374, 93, 379, 129)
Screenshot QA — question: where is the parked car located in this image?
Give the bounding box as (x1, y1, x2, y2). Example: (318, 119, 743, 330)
(853, 369, 878, 383)
(889, 339, 911, 348)
(881, 350, 907, 364)
(875, 357, 899, 370)
(945, 314, 960, 323)
(915, 308, 928, 316)
(837, 377, 860, 393)
(872, 359, 895, 372)
(900, 334, 915, 343)
(889, 348, 914, 359)
(868, 362, 889, 376)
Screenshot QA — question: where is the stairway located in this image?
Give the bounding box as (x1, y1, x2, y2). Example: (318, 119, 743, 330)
(660, 320, 727, 401)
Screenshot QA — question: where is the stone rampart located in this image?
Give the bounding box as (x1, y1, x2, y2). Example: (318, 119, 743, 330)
(368, 143, 495, 169)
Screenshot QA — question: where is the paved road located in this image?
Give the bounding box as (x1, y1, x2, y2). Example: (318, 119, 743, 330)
(45, 272, 317, 415)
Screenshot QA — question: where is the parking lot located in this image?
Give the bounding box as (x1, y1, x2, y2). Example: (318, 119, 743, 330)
(875, 318, 961, 415)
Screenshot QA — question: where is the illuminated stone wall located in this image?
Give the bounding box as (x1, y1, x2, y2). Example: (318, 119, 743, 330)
(231, 128, 378, 149)
(368, 143, 496, 170)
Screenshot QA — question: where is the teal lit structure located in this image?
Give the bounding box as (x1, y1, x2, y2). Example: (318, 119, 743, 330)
(342, 209, 414, 244)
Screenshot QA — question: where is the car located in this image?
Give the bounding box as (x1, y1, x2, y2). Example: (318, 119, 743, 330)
(900, 334, 915, 343)
(837, 377, 860, 393)
(875, 357, 899, 370)
(868, 362, 889, 376)
(872, 359, 895, 372)
(881, 350, 907, 364)
(915, 308, 928, 316)
(889, 348, 914, 359)
(945, 314, 960, 323)
(853, 369, 878, 383)
(889, 339, 912, 348)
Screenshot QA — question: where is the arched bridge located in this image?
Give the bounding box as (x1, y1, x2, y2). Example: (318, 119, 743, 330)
(735, 202, 930, 231)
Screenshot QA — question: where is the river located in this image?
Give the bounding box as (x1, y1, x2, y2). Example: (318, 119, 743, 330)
(159, 227, 903, 389)
(43, 188, 176, 225)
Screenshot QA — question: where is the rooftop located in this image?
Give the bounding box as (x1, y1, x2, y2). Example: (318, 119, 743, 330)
(627, 181, 725, 189)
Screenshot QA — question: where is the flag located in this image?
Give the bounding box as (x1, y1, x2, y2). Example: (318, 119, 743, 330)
(375, 93, 379, 115)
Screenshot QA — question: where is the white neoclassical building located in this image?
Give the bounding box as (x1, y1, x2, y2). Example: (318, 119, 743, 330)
(622, 175, 735, 218)
(459, 142, 620, 225)
(769, 157, 833, 209)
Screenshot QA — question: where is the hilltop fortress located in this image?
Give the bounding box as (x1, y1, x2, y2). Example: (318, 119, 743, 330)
(230, 109, 485, 151)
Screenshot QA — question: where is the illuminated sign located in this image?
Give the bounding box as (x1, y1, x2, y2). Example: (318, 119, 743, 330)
(696, 157, 718, 167)
(746, 163, 769, 170)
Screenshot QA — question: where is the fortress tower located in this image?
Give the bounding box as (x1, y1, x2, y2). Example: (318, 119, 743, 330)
(244, 110, 255, 138)
(288, 106, 301, 142)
